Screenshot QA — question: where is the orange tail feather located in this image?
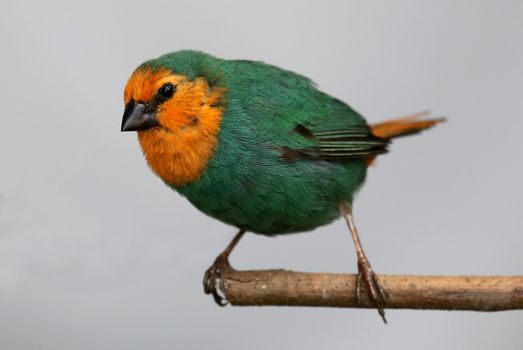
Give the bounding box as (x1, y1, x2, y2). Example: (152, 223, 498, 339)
(370, 111, 446, 139)
(366, 111, 445, 166)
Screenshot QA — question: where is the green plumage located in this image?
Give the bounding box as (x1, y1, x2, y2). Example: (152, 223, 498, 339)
(145, 51, 388, 235)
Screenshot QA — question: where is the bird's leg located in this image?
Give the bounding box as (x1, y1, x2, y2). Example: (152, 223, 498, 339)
(340, 203, 388, 323)
(203, 229, 246, 306)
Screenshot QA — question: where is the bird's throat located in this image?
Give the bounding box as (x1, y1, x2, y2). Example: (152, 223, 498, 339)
(137, 108, 222, 187)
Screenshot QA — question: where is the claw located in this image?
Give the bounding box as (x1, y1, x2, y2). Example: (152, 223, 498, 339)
(340, 203, 389, 323)
(203, 230, 246, 306)
(203, 255, 231, 306)
(357, 256, 388, 323)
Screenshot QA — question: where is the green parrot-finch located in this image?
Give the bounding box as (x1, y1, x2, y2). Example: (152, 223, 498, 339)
(121, 50, 443, 322)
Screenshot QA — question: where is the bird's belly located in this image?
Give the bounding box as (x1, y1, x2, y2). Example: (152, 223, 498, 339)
(174, 158, 367, 235)
(189, 193, 341, 235)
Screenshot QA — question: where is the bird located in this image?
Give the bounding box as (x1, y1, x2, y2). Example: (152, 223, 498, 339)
(121, 50, 444, 322)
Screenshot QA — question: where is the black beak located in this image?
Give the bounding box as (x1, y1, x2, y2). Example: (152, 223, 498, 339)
(121, 100, 160, 132)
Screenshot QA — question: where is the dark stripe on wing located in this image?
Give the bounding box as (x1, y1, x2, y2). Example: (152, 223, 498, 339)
(281, 124, 389, 161)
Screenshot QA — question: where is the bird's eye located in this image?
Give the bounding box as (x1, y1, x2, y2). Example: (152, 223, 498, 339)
(158, 83, 175, 100)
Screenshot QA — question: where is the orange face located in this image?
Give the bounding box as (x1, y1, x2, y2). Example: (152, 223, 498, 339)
(124, 67, 222, 133)
(122, 67, 226, 186)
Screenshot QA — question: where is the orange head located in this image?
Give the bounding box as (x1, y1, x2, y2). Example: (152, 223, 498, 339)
(121, 65, 226, 186)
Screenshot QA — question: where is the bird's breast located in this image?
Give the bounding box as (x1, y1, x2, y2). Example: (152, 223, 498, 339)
(137, 117, 221, 186)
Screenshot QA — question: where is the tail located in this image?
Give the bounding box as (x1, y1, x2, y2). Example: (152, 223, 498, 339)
(366, 111, 445, 165)
(370, 111, 445, 140)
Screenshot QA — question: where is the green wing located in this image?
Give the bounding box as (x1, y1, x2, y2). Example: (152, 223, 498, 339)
(285, 122, 389, 161)
(222, 58, 389, 161)
(278, 96, 390, 161)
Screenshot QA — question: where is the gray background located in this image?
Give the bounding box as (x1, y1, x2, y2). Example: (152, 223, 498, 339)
(1, 0, 522, 349)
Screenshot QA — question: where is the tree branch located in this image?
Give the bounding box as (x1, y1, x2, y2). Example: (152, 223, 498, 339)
(219, 267, 523, 311)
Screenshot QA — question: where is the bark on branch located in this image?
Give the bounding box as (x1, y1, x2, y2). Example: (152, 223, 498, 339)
(219, 268, 523, 311)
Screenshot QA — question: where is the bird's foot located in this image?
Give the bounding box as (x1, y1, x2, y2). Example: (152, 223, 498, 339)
(203, 253, 233, 306)
(356, 256, 388, 323)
